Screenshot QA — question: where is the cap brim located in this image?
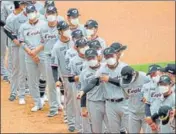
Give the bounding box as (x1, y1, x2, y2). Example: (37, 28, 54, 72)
(120, 46, 127, 51)
(86, 55, 97, 59)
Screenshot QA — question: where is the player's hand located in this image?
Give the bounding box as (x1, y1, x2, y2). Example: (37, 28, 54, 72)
(56, 81, 62, 87)
(81, 107, 88, 118)
(77, 90, 84, 99)
(141, 97, 147, 103)
(32, 55, 40, 63)
(100, 75, 109, 82)
(74, 76, 79, 82)
(30, 49, 37, 57)
(13, 39, 20, 46)
(145, 117, 153, 125)
(150, 122, 159, 131)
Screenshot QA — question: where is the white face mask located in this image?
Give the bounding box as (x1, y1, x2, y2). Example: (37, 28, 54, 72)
(106, 58, 116, 66)
(152, 75, 160, 83)
(87, 59, 98, 67)
(80, 46, 89, 55)
(27, 12, 37, 20)
(159, 86, 170, 94)
(86, 29, 94, 37)
(63, 30, 72, 38)
(47, 15, 57, 22)
(71, 18, 79, 25)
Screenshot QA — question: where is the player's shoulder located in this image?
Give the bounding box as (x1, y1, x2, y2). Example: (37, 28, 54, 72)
(6, 12, 16, 22)
(119, 61, 128, 68)
(57, 16, 65, 22)
(36, 1, 44, 6)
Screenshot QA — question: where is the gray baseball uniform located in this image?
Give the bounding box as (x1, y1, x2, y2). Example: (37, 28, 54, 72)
(69, 55, 91, 133)
(79, 64, 110, 133)
(70, 24, 87, 36)
(51, 39, 75, 128)
(41, 22, 61, 112)
(33, 1, 45, 15)
(1, 1, 14, 80)
(89, 37, 106, 49)
(19, 19, 47, 108)
(147, 85, 175, 133)
(4, 12, 19, 97)
(97, 62, 128, 133)
(121, 72, 150, 133)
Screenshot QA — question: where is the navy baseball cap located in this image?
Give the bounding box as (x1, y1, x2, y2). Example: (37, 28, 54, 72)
(85, 48, 98, 58)
(67, 8, 79, 18)
(26, 4, 37, 14)
(45, 0, 55, 7)
(85, 20, 98, 29)
(46, 6, 57, 14)
(103, 47, 116, 57)
(147, 64, 162, 75)
(75, 38, 87, 47)
(158, 75, 171, 85)
(71, 29, 83, 39)
(121, 66, 135, 84)
(57, 21, 69, 31)
(162, 64, 176, 75)
(158, 105, 172, 125)
(88, 40, 101, 49)
(111, 42, 127, 52)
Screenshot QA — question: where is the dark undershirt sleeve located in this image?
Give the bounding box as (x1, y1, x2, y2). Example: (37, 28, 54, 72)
(145, 103, 151, 117)
(108, 77, 120, 86)
(51, 66, 59, 83)
(83, 78, 100, 94)
(81, 94, 87, 107)
(4, 28, 17, 40)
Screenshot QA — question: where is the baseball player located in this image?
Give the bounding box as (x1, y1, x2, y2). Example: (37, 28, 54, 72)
(41, 6, 63, 117)
(94, 47, 128, 133)
(31, 0, 45, 15)
(68, 38, 91, 133)
(162, 64, 175, 85)
(110, 42, 127, 61)
(44, 0, 55, 13)
(18, 4, 47, 112)
(1, 1, 14, 82)
(77, 48, 110, 133)
(3, 1, 25, 102)
(84, 19, 106, 49)
(145, 75, 175, 133)
(67, 8, 87, 36)
(51, 21, 75, 131)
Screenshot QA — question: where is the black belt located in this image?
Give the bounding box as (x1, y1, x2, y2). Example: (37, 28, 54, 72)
(106, 98, 124, 103)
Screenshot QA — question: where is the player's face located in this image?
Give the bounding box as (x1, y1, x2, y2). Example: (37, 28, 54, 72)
(86, 57, 99, 68)
(60, 28, 72, 39)
(46, 13, 57, 22)
(78, 45, 89, 55)
(105, 54, 117, 67)
(68, 16, 80, 26)
(86, 27, 97, 37)
(158, 83, 171, 95)
(27, 11, 38, 21)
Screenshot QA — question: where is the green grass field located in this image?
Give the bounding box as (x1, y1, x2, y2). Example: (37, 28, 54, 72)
(131, 61, 175, 73)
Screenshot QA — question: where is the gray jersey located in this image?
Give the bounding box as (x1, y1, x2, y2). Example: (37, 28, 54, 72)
(34, 1, 45, 15)
(1, 1, 14, 22)
(4, 12, 18, 47)
(70, 55, 87, 90)
(80, 64, 105, 101)
(41, 24, 58, 55)
(51, 40, 73, 76)
(121, 72, 150, 114)
(148, 86, 175, 115)
(71, 24, 87, 36)
(90, 37, 106, 49)
(19, 20, 46, 63)
(65, 47, 78, 74)
(98, 62, 128, 100)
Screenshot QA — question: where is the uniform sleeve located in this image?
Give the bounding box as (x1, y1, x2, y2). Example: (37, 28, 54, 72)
(80, 71, 86, 89)
(51, 46, 59, 67)
(1, 2, 7, 22)
(70, 59, 76, 75)
(4, 16, 14, 33)
(18, 24, 25, 42)
(99, 38, 106, 49)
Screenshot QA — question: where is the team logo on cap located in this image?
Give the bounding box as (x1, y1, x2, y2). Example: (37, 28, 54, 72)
(87, 49, 93, 54)
(47, 1, 53, 4)
(88, 20, 92, 25)
(48, 6, 54, 10)
(28, 5, 33, 9)
(75, 30, 81, 34)
(91, 41, 97, 46)
(72, 9, 78, 14)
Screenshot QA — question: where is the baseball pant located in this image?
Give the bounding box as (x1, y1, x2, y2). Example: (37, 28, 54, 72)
(45, 55, 60, 112)
(87, 100, 110, 133)
(26, 61, 46, 107)
(1, 56, 8, 77)
(62, 78, 75, 128)
(18, 47, 27, 99)
(10, 47, 20, 96)
(160, 123, 173, 133)
(105, 100, 129, 133)
(72, 85, 82, 132)
(128, 112, 146, 133)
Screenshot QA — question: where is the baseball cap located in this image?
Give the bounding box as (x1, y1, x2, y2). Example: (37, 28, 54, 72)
(71, 29, 83, 39)
(85, 20, 98, 29)
(75, 38, 87, 47)
(46, 6, 57, 14)
(67, 8, 79, 18)
(44, 0, 55, 7)
(111, 42, 127, 52)
(121, 66, 135, 84)
(19, 1, 32, 5)
(85, 48, 98, 59)
(162, 64, 176, 75)
(147, 64, 162, 75)
(103, 47, 116, 57)
(88, 40, 101, 49)
(158, 75, 171, 85)
(158, 105, 172, 125)
(57, 21, 69, 31)
(26, 4, 37, 14)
